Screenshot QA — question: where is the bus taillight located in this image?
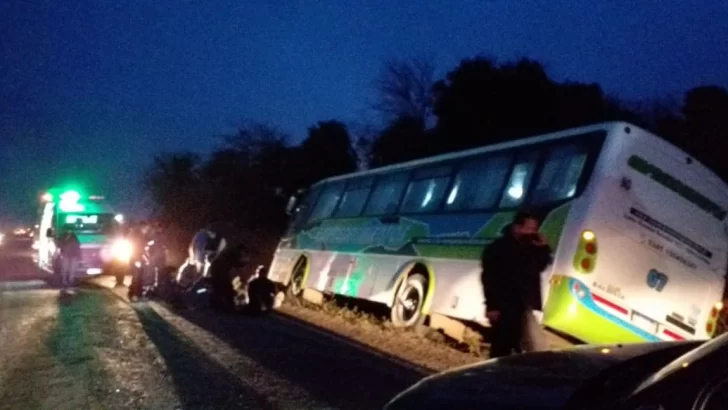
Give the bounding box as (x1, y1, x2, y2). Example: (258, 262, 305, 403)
(706, 302, 723, 337)
(582, 230, 595, 241)
(574, 230, 597, 274)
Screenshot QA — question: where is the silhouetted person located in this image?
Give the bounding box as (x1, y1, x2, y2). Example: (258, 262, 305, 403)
(246, 266, 277, 315)
(481, 210, 552, 358)
(59, 229, 81, 292)
(208, 244, 246, 312)
(189, 223, 227, 278)
(145, 223, 167, 293)
(127, 222, 150, 301)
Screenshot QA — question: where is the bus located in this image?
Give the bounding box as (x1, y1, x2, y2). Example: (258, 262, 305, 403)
(36, 189, 131, 279)
(268, 122, 728, 344)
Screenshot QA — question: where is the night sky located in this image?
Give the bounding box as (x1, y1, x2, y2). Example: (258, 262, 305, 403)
(2, 0, 727, 225)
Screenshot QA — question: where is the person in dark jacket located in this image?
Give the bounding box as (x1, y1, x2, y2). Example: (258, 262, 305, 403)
(59, 229, 81, 292)
(245, 266, 277, 315)
(481, 210, 553, 358)
(127, 221, 151, 300)
(208, 243, 247, 312)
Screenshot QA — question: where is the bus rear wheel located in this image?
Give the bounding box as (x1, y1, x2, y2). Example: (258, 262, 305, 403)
(391, 274, 427, 328)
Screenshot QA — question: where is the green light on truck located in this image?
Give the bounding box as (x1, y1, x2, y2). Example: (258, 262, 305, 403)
(58, 190, 85, 212)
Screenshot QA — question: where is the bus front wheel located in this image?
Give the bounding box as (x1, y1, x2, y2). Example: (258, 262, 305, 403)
(287, 258, 307, 298)
(391, 274, 427, 328)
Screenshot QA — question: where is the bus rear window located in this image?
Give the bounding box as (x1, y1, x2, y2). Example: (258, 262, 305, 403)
(530, 143, 589, 205)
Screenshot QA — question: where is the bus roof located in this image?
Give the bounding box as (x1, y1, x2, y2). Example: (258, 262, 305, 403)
(315, 122, 621, 187)
(314, 122, 726, 193)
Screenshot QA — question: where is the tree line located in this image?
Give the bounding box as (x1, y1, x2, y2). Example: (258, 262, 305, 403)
(144, 55, 728, 267)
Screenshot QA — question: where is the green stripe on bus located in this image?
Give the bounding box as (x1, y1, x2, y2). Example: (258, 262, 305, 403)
(628, 155, 726, 221)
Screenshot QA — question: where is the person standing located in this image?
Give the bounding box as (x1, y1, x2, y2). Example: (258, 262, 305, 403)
(480, 210, 553, 358)
(59, 229, 81, 292)
(127, 221, 151, 301)
(146, 223, 167, 294)
(188, 224, 226, 277)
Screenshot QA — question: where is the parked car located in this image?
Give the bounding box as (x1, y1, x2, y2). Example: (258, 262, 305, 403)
(599, 332, 728, 410)
(384, 337, 714, 410)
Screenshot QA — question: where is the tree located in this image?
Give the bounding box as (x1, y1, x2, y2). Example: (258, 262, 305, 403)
(659, 86, 728, 181)
(297, 120, 358, 186)
(365, 116, 432, 167)
(373, 56, 436, 123)
(144, 152, 202, 223)
(206, 122, 294, 233)
(431, 56, 639, 154)
(143, 152, 204, 256)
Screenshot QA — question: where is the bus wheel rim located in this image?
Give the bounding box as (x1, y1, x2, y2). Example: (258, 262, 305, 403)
(291, 272, 304, 295)
(397, 283, 422, 325)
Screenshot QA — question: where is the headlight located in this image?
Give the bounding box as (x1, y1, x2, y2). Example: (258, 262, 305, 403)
(111, 239, 133, 262)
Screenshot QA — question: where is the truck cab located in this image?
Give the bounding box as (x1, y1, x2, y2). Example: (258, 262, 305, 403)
(36, 190, 131, 279)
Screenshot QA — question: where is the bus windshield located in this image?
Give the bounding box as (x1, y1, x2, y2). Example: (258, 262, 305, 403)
(60, 213, 117, 235)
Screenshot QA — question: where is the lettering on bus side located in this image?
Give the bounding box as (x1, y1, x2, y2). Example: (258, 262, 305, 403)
(627, 155, 726, 221)
(593, 281, 624, 300)
(627, 208, 708, 267)
(308, 225, 410, 248)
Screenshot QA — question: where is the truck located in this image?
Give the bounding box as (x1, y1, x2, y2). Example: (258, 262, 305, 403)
(35, 188, 131, 280)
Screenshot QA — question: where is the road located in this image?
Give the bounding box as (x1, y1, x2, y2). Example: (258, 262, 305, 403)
(0, 240, 426, 410)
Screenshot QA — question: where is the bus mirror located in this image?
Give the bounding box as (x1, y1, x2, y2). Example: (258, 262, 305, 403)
(285, 195, 298, 215)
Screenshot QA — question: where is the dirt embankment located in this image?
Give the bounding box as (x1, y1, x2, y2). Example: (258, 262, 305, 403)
(276, 298, 484, 373)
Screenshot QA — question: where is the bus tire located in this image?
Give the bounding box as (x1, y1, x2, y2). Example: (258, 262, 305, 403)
(287, 257, 307, 298)
(391, 273, 428, 328)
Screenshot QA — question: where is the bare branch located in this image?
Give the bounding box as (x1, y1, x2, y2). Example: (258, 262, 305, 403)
(373, 56, 436, 122)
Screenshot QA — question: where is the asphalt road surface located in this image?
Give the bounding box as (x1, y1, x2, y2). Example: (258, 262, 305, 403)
(0, 240, 426, 410)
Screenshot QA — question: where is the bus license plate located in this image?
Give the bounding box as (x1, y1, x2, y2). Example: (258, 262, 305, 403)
(631, 311, 658, 334)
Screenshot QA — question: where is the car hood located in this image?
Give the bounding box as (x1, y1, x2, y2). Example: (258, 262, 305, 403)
(385, 342, 691, 410)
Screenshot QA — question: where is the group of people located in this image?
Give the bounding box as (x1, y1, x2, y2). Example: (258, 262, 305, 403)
(57, 208, 548, 358)
(119, 221, 166, 301)
(119, 222, 277, 314)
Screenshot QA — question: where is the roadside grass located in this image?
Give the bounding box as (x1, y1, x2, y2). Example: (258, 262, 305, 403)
(283, 291, 487, 356)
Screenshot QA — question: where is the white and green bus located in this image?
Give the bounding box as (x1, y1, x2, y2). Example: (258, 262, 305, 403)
(269, 122, 728, 344)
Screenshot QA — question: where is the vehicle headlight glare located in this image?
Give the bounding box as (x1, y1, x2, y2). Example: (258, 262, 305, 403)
(112, 239, 133, 262)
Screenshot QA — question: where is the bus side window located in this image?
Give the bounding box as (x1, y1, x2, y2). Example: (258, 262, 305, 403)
(334, 177, 374, 218)
(364, 172, 410, 216)
(292, 186, 322, 229)
(308, 182, 346, 222)
(499, 150, 540, 209)
(530, 143, 588, 205)
(445, 154, 512, 211)
(400, 166, 452, 214)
